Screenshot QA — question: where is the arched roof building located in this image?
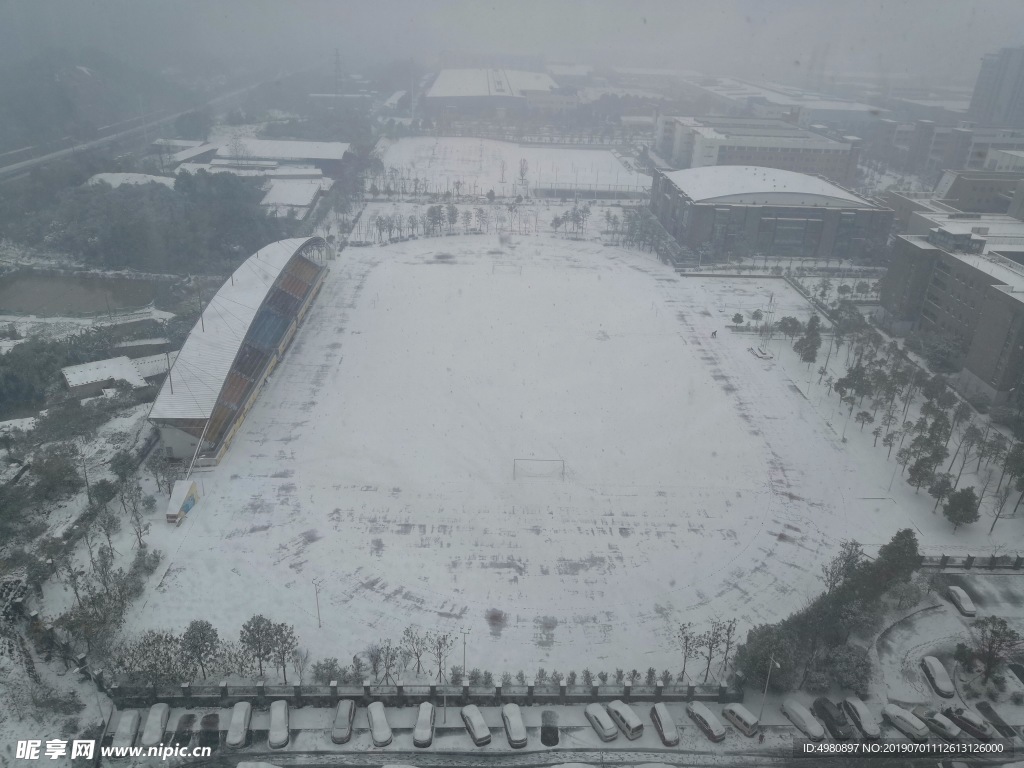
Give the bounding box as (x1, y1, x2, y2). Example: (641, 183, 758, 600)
(651, 166, 892, 262)
(149, 236, 327, 464)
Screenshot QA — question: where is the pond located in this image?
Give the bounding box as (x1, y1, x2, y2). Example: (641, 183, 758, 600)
(0, 273, 167, 315)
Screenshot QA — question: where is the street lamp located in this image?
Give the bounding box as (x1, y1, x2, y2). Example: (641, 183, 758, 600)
(757, 654, 781, 721)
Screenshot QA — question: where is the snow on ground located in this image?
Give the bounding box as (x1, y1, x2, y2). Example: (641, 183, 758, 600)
(86, 173, 175, 189)
(127, 235, 1024, 674)
(376, 138, 649, 197)
(0, 307, 174, 344)
(355, 200, 637, 242)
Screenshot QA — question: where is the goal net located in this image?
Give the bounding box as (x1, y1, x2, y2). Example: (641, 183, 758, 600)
(492, 261, 522, 275)
(513, 458, 565, 481)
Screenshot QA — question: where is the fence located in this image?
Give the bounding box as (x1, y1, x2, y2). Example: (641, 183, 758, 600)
(105, 679, 743, 710)
(918, 553, 1024, 571)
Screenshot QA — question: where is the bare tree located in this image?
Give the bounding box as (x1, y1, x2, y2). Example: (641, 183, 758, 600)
(677, 622, 697, 683)
(429, 632, 455, 683)
(378, 638, 399, 685)
(719, 619, 738, 676)
(365, 642, 383, 678)
(700, 622, 723, 683)
(402, 626, 430, 674)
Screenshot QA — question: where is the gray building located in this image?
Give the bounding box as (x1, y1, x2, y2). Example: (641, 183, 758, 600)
(651, 165, 891, 262)
(654, 115, 860, 185)
(970, 47, 1024, 129)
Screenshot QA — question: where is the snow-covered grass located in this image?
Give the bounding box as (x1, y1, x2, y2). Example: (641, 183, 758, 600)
(375, 137, 649, 198)
(123, 235, 1024, 677)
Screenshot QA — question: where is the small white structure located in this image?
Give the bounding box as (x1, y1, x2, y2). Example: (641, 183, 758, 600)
(62, 357, 148, 397)
(166, 479, 199, 525)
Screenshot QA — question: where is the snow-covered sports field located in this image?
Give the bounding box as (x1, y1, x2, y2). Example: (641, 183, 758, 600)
(375, 137, 649, 197)
(135, 236, 1012, 673)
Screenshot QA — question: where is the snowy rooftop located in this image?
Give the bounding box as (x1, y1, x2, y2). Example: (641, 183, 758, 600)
(87, 173, 175, 189)
(914, 212, 1024, 254)
(149, 238, 319, 421)
(662, 166, 875, 207)
(665, 116, 848, 146)
(425, 69, 558, 99)
(260, 178, 329, 207)
(152, 138, 202, 149)
(170, 144, 218, 163)
(62, 357, 147, 389)
(685, 77, 881, 114)
(132, 351, 178, 379)
(176, 163, 322, 179)
(215, 139, 350, 162)
(902, 233, 1024, 293)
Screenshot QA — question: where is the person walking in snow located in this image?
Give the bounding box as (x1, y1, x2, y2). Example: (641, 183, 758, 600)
(711, 330, 717, 338)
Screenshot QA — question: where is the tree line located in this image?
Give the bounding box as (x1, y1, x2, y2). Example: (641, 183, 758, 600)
(14, 170, 290, 274)
(734, 530, 921, 694)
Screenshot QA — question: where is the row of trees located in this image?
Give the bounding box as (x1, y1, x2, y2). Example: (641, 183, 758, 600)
(40, 170, 291, 273)
(111, 616, 299, 686)
(821, 325, 1023, 532)
(734, 530, 922, 694)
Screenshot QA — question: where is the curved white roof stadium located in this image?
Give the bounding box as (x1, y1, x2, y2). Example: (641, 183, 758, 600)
(149, 237, 322, 423)
(662, 165, 874, 208)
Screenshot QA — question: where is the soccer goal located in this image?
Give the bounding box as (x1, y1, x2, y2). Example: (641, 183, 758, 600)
(513, 458, 565, 481)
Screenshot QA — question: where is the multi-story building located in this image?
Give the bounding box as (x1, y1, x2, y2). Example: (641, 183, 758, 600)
(676, 76, 885, 130)
(868, 120, 1024, 177)
(969, 47, 1024, 129)
(877, 211, 1024, 403)
(653, 115, 860, 185)
(883, 170, 1024, 232)
(650, 165, 891, 262)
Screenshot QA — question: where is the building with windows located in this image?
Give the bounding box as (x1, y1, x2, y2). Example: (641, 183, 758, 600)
(676, 76, 884, 129)
(970, 47, 1024, 129)
(149, 237, 327, 464)
(654, 115, 860, 185)
(212, 139, 351, 178)
(650, 165, 891, 262)
(877, 212, 1024, 403)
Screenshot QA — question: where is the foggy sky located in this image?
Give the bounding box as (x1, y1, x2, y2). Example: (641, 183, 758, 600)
(3, 0, 1023, 86)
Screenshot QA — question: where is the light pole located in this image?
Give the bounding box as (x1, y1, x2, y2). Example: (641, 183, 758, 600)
(461, 628, 470, 674)
(758, 654, 781, 721)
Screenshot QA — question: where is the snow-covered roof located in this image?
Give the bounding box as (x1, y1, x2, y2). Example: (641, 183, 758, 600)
(177, 163, 322, 179)
(63, 357, 147, 389)
(662, 166, 874, 207)
(260, 179, 327, 207)
(153, 138, 202, 150)
(133, 351, 178, 379)
(425, 69, 558, 99)
(149, 238, 320, 422)
(215, 139, 350, 162)
(170, 144, 218, 163)
(87, 173, 175, 189)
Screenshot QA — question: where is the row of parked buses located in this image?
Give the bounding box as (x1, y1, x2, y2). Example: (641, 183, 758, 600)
(584, 700, 761, 744)
(110, 700, 527, 750)
(109, 653, 983, 753)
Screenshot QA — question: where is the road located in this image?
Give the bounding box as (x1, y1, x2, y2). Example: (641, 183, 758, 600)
(0, 76, 281, 183)
(181, 748, 1017, 768)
